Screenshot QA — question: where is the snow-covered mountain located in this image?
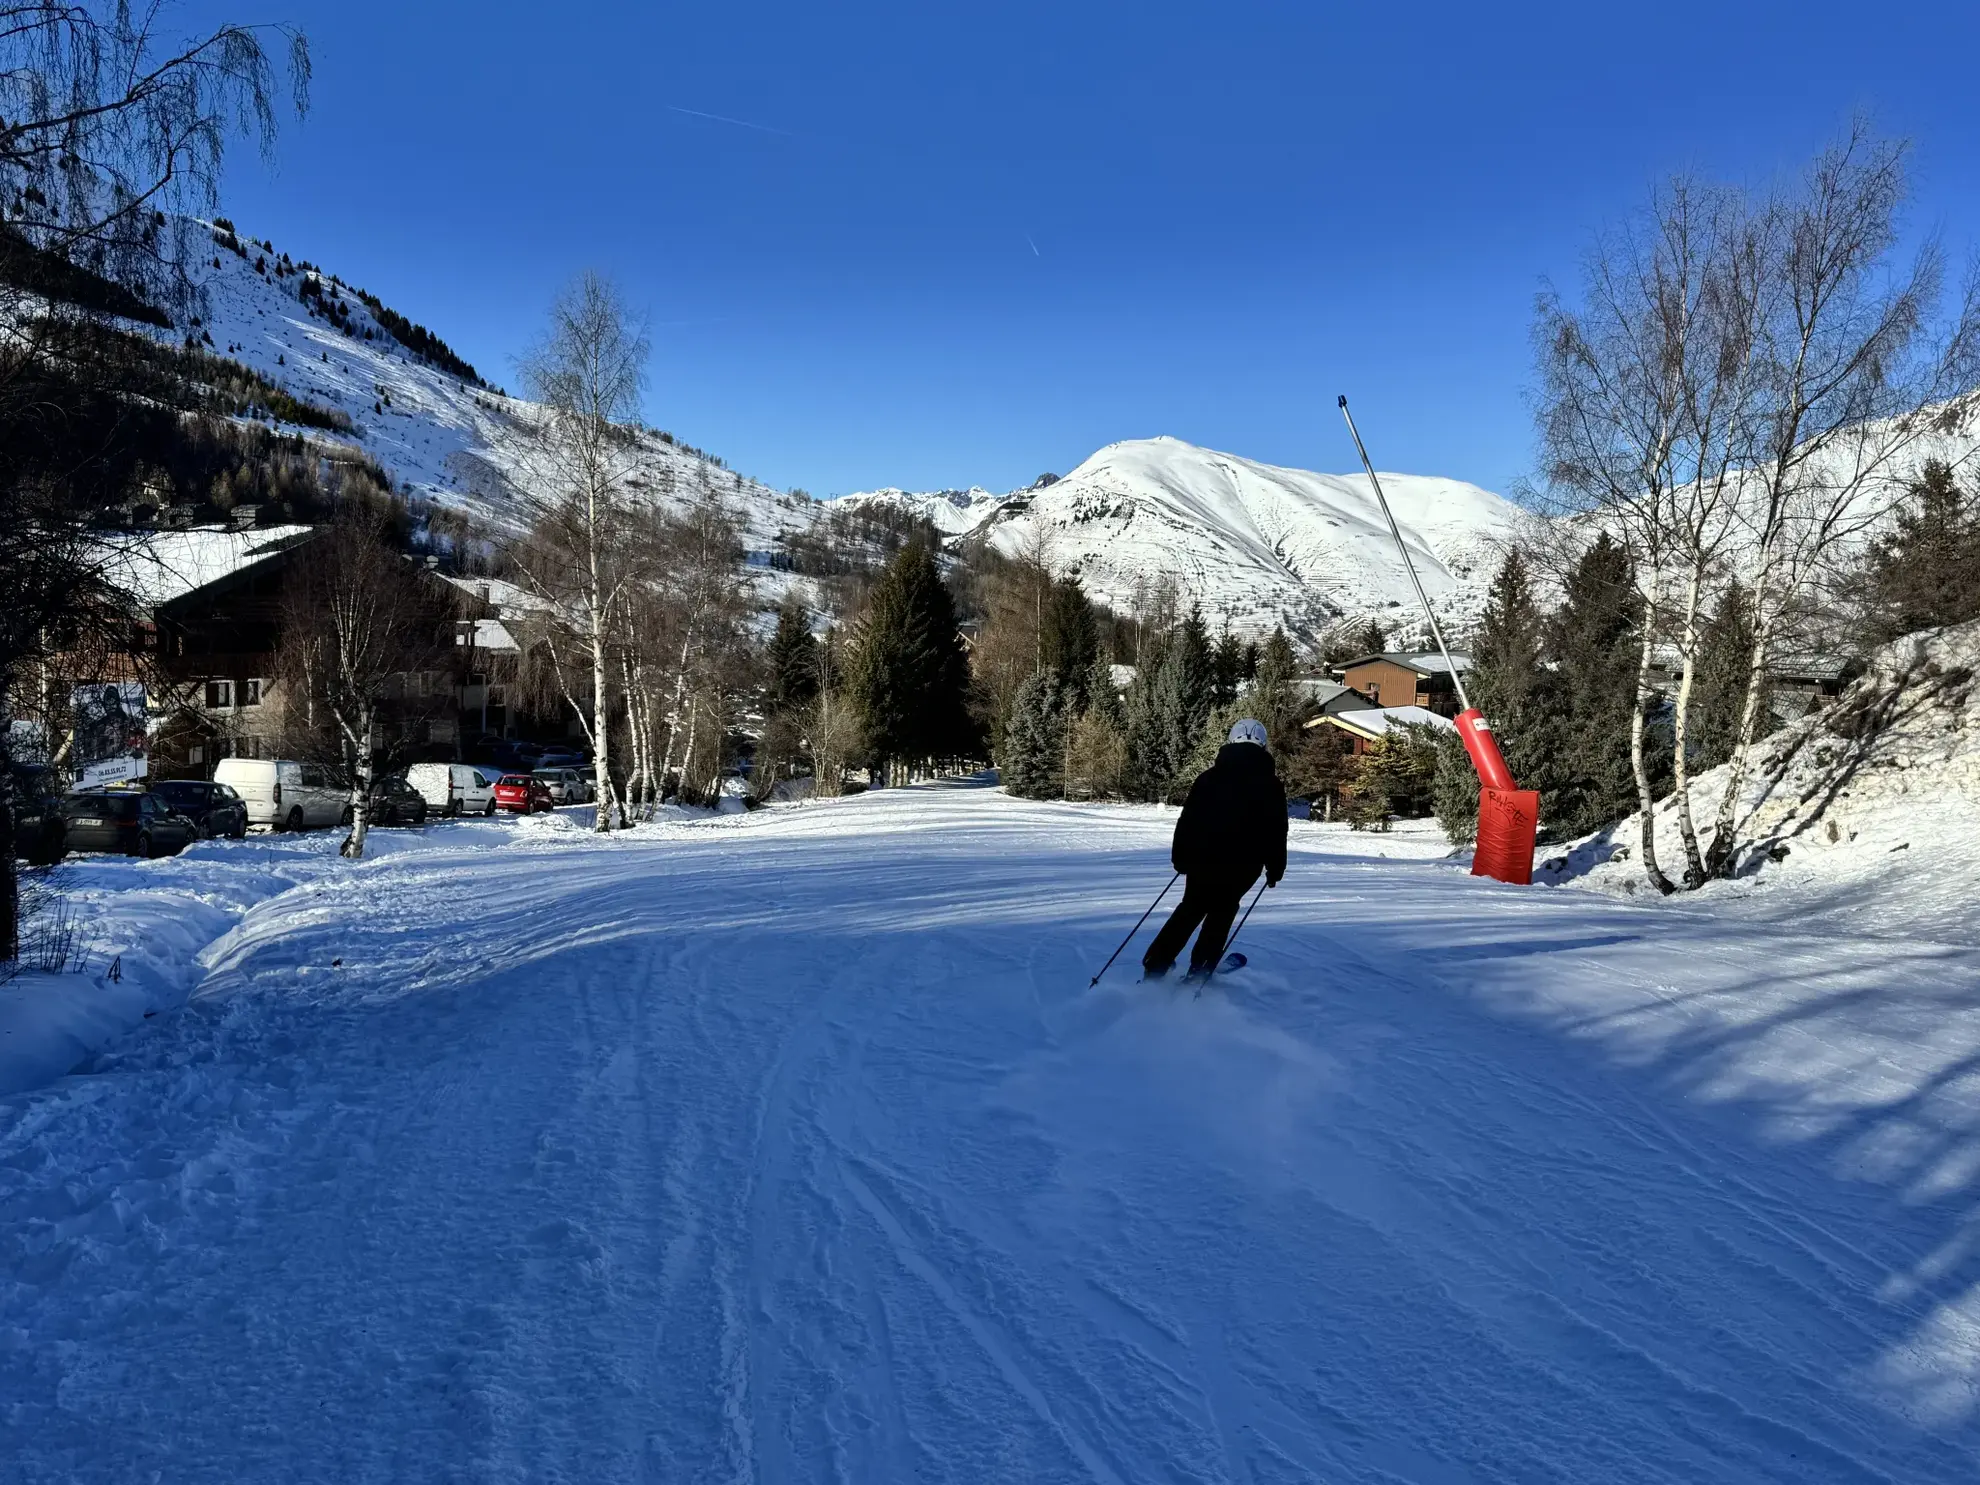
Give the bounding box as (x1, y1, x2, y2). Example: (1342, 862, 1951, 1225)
(836, 438, 1521, 640)
(168, 224, 1520, 639)
(172, 223, 817, 564)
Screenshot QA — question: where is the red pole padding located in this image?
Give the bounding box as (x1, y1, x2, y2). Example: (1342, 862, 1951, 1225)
(1473, 788, 1539, 885)
(1455, 708, 1515, 792)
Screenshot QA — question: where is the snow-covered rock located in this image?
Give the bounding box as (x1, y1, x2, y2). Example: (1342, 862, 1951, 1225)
(1543, 618, 1980, 944)
(835, 436, 1520, 641)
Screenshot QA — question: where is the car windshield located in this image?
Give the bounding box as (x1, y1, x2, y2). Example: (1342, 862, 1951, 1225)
(155, 782, 200, 802)
(216, 784, 241, 801)
(499, 775, 528, 786)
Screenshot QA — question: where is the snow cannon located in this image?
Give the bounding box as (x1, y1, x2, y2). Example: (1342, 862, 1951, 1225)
(1337, 396, 1540, 885)
(1454, 708, 1537, 885)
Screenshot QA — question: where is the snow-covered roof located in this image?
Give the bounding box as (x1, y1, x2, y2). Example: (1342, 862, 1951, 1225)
(101, 525, 317, 609)
(1309, 705, 1457, 741)
(458, 618, 519, 652)
(440, 573, 553, 617)
(1333, 651, 1473, 676)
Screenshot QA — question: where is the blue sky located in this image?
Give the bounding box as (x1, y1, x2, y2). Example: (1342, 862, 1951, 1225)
(187, 1, 1980, 500)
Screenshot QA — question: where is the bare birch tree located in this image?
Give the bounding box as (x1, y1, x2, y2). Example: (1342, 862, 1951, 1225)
(279, 511, 448, 858)
(1537, 122, 1980, 890)
(1702, 124, 1980, 876)
(1536, 175, 1762, 891)
(512, 272, 650, 832)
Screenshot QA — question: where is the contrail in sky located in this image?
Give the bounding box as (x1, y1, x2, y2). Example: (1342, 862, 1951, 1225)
(1025, 233, 1041, 257)
(666, 105, 795, 138)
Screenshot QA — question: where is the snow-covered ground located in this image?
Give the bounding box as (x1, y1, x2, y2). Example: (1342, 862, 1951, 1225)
(1546, 617, 1980, 947)
(5, 782, 1980, 1480)
(0, 810, 626, 1098)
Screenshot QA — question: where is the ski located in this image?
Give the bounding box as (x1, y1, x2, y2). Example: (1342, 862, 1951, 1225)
(1184, 951, 1246, 985)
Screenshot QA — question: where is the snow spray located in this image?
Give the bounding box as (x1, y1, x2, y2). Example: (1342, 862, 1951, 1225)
(1336, 396, 1538, 884)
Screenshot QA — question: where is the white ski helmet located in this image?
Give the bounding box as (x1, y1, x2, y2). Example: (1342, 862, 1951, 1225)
(1228, 718, 1268, 748)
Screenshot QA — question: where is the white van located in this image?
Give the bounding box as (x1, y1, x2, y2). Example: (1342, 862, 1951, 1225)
(213, 758, 348, 831)
(406, 762, 497, 818)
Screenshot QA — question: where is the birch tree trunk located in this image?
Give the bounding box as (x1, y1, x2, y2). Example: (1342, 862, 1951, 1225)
(340, 708, 374, 860)
(1704, 574, 1778, 878)
(1667, 562, 1709, 886)
(1628, 593, 1676, 895)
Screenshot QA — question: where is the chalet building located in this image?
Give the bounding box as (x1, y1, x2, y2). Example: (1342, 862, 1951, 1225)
(1305, 704, 1456, 756)
(32, 526, 561, 783)
(1328, 652, 1472, 717)
(1292, 678, 1380, 717)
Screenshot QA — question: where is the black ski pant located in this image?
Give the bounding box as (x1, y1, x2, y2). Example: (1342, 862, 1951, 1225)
(1143, 870, 1257, 974)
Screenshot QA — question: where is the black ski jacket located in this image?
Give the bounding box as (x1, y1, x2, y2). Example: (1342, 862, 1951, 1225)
(1171, 743, 1288, 886)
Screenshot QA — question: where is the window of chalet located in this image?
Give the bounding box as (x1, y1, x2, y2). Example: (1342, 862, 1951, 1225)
(1367, 681, 1380, 703)
(205, 679, 233, 709)
(242, 678, 263, 707)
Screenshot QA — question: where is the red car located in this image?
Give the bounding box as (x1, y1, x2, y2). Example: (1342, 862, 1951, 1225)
(494, 773, 554, 813)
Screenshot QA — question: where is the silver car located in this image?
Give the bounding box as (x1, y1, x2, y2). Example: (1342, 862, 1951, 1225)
(532, 767, 587, 804)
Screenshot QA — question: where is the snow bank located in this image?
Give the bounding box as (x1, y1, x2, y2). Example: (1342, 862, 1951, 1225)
(1542, 618, 1980, 944)
(0, 812, 637, 1098)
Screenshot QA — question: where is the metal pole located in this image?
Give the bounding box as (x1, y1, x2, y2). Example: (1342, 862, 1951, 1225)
(1336, 395, 1472, 713)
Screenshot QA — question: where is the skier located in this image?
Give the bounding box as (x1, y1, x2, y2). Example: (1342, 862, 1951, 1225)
(1143, 718, 1288, 979)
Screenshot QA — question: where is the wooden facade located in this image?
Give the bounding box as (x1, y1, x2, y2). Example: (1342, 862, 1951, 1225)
(1330, 653, 1469, 718)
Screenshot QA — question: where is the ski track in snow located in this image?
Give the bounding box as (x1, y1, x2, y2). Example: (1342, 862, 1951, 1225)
(5, 784, 1980, 1481)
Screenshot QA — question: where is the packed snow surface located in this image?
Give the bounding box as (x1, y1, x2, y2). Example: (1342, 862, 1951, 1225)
(5, 785, 1980, 1481)
(839, 437, 1521, 640)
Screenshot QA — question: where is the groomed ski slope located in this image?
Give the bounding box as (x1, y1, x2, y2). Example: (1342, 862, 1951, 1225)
(5, 783, 1980, 1482)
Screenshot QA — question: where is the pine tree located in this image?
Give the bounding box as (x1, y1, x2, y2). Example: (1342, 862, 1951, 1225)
(1146, 606, 1216, 800)
(1540, 533, 1651, 838)
(1353, 618, 1387, 657)
(1041, 575, 1101, 708)
(1066, 655, 1129, 798)
(766, 595, 819, 715)
(1434, 549, 1548, 843)
(1123, 623, 1210, 803)
(1211, 624, 1243, 707)
(1346, 726, 1438, 831)
(846, 544, 976, 781)
(1246, 626, 1306, 749)
(1001, 671, 1067, 797)
(1690, 581, 1765, 770)
(1858, 460, 1980, 642)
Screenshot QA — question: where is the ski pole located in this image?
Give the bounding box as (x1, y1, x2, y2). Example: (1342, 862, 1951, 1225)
(1089, 872, 1179, 987)
(1197, 879, 1269, 997)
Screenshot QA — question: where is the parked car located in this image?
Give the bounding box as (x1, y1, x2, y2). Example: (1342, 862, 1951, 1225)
(213, 758, 347, 832)
(494, 773, 553, 813)
(574, 764, 599, 800)
(151, 778, 249, 839)
(366, 774, 430, 826)
(531, 767, 587, 804)
(535, 746, 585, 770)
(9, 762, 67, 864)
(62, 788, 199, 858)
(405, 762, 497, 817)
